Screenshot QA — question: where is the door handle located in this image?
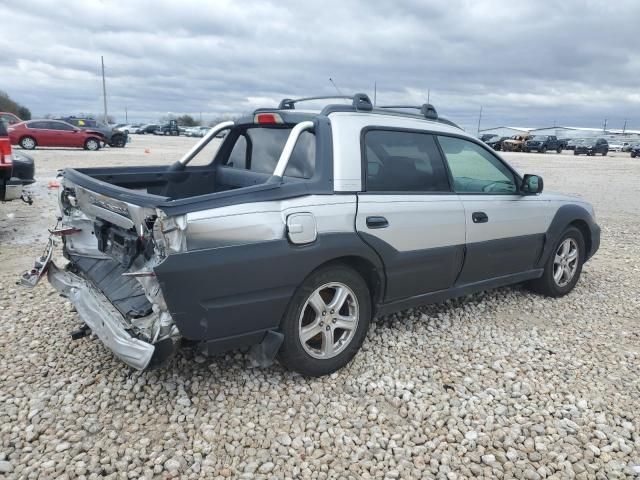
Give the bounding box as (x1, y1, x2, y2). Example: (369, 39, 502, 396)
(472, 212, 489, 223)
(366, 216, 389, 229)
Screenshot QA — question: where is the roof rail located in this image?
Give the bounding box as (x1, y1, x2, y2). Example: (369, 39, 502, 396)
(278, 93, 373, 112)
(379, 104, 438, 120)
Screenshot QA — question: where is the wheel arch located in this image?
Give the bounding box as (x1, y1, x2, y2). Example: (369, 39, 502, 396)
(306, 255, 385, 313)
(568, 219, 592, 256)
(537, 204, 598, 268)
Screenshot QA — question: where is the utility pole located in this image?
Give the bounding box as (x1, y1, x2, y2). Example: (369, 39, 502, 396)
(125, 106, 128, 123)
(427, 89, 430, 105)
(101, 56, 108, 123)
(603, 118, 607, 132)
(373, 81, 377, 106)
(477, 106, 483, 137)
(622, 119, 627, 135)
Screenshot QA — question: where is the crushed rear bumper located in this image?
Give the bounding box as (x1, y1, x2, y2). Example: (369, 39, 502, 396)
(47, 263, 155, 370)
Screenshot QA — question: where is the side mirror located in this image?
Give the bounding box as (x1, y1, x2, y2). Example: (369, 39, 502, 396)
(521, 174, 543, 194)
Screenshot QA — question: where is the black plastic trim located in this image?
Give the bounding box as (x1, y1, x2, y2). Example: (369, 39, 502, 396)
(154, 232, 383, 341)
(378, 269, 543, 316)
(537, 204, 600, 265)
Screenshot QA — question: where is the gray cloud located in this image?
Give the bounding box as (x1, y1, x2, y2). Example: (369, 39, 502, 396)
(1, 0, 639, 131)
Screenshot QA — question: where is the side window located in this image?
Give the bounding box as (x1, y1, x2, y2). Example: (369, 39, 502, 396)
(283, 131, 315, 179)
(28, 121, 48, 129)
(227, 134, 247, 169)
(363, 130, 450, 192)
(438, 136, 517, 194)
(51, 122, 74, 131)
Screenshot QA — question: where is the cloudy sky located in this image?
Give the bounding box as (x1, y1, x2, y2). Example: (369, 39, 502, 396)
(1, 0, 639, 132)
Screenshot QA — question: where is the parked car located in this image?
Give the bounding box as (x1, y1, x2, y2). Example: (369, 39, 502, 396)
(607, 141, 624, 152)
(8, 120, 105, 150)
(138, 124, 159, 134)
(154, 119, 180, 136)
(523, 135, 563, 153)
(116, 124, 141, 135)
(20, 93, 600, 376)
(0, 112, 22, 127)
(58, 117, 128, 148)
(1, 121, 35, 203)
(574, 138, 608, 156)
(502, 134, 533, 152)
(479, 133, 497, 142)
(630, 144, 640, 158)
(483, 135, 508, 151)
(619, 142, 632, 152)
(565, 138, 585, 151)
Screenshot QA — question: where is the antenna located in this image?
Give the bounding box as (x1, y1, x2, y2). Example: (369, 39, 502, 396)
(329, 77, 344, 97)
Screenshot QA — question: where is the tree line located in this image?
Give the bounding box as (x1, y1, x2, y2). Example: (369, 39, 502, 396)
(0, 91, 31, 120)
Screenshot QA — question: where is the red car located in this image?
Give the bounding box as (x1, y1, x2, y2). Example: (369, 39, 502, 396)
(8, 120, 105, 151)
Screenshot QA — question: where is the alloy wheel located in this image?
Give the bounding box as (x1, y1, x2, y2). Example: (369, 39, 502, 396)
(298, 282, 359, 359)
(553, 238, 579, 287)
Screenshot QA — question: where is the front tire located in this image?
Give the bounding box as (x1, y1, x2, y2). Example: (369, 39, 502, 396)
(278, 265, 371, 377)
(84, 138, 100, 151)
(528, 226, 585, 297)
(540, 146, 547, 153)
(19, 136, 37, 150)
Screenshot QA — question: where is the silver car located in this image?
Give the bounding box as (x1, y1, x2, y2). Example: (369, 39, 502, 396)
(22, 94, 600, 376)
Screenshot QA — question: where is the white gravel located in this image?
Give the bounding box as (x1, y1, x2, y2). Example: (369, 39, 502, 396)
(1, 138, 639, 479)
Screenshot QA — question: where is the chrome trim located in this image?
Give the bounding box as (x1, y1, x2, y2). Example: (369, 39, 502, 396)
(272, 121, 315, 178)
(179, 120, 234, 166)
(47, 263, 155, 370)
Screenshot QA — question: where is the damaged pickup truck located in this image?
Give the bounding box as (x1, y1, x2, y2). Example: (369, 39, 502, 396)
(21, 94, 600, 376)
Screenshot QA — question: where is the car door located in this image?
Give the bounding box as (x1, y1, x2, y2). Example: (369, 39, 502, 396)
(355, 128, 466, 302)
(437, 135, 554, 284)
(26, 121, 53, 146)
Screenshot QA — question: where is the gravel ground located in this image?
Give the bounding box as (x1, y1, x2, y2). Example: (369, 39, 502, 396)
(0, 138, 639, 479)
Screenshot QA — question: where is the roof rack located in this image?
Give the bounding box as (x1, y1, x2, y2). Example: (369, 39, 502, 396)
(278, 93, 373, 112)
(378, 104, 438, 120)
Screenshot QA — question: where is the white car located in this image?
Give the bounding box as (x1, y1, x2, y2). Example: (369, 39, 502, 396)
(117, 124, 141, 134)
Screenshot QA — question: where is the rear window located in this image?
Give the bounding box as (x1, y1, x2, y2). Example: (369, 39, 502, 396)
(223, 126, 315, 179)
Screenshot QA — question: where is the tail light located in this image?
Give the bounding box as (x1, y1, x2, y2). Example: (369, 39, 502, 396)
(0, 138, 12, 167)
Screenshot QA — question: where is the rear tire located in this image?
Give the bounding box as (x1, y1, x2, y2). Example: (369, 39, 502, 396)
(278, 265, 371, 377)
(556, 147, 562, 153)
(540, 146, 547, 153)
(84, 138, 100, 151)
(602, 150, 608, 156)
(528, 226, 585, 297)
(631, 152, 637, 158)
(19, 136, 37, 150)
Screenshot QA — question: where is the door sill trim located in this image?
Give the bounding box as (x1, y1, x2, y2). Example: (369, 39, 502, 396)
(377, 269, 543, 316)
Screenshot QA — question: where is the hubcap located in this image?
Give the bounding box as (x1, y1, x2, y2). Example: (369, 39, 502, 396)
(298, 282, 359, 359)
(87, 140, 98, 150)
(553, 238, 579, 287)
(22, 138, 35, 148)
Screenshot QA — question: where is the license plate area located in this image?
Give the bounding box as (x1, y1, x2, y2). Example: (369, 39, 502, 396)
(94, 220, 140, 268)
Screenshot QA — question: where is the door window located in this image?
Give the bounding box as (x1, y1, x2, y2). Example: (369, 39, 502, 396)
(363, 130, 450, 192)
(438, 136, 517, 194)
(28, 121, 49, 129)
